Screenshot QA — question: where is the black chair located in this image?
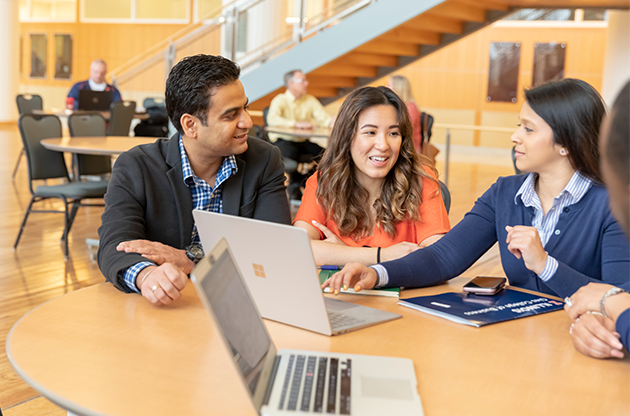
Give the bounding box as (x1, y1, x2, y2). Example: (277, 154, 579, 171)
(108, 100, 136, 136)
(68, 113, 111, 177)
(15, 114, 108, 259)
(142, 97, 165, 109)
(14, 94, 44, 179)
(511, 146, 524, 174)
(439, 180, 451, 214)
(420, 112, 434, 144)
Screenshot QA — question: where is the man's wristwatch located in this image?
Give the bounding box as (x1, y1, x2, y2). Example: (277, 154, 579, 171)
(185, 245, 205, 265)
(600, 287, 627, 318)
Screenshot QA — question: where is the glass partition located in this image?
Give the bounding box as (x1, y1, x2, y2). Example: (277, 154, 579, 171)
(54, 34, 72, 79)
(30, 34, 47, 78)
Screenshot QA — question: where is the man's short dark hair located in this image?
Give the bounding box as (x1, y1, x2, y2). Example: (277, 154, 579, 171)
(283, 69, 301, 88)
(608, 81, 630, 188)
(166, 54, 241, 135)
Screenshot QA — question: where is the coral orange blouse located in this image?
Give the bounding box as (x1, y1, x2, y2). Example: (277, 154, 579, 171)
(294, 172, 451, 247)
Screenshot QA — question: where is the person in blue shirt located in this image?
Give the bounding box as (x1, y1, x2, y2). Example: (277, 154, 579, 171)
(67, 59, 122, 109)
(322, 78, 630, 300)
(565, 81, 630, 359)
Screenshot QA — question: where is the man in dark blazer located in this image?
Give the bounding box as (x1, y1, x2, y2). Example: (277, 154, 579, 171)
(98, 55, 291, 305)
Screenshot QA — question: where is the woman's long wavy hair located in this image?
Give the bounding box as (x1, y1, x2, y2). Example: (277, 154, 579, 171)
(316, 86, 438, 241)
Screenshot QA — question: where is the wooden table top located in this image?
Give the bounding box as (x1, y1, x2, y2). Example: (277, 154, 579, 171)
(41, 136, 159, 156)
(7, 279, 629, 416)
(33, 109, 149, 121)
(265, 126, 331, 139)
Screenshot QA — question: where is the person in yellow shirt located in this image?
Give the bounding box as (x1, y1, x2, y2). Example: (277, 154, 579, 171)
(267, 70, 332, 199)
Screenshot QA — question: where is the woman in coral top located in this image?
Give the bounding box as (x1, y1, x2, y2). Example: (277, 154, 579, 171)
(294, 86, 450, 267)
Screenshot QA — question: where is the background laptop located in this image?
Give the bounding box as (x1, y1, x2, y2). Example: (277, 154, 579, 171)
(78, 90, 113, 111)
(191, 238, 424, 416)
(193, 210, 401, 336)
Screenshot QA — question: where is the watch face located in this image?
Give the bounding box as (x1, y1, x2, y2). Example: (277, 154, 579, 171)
(187, 245, 204, 263)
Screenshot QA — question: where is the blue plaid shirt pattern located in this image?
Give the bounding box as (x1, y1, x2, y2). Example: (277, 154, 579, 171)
(122, 136, 238, 292)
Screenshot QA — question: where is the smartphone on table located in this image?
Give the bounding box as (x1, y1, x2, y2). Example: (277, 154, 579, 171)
(462, 276, 507, 295)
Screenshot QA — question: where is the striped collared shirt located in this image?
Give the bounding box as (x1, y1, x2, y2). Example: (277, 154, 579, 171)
(123, 136, 238, 292)
(513, 171, 592, 281)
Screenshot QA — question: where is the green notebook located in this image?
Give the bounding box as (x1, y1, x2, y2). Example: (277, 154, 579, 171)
(318, 269, 401, 298)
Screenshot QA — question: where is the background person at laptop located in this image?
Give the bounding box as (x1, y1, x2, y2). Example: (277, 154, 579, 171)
(97, 54, 291, 306)
(565, 81, 630, 359)
(323, 79, 630, 299)
(294, 86, 450, 268)
(67, 59, 122, 110)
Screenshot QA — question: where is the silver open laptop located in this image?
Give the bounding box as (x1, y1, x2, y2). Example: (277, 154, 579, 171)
(191, 238, 424, 416)
(192, 210, 401, 336)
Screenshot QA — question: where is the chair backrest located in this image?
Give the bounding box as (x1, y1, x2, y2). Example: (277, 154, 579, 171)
(108, 100, 136, 136)
(68, 113, 111, 176)
(439, 180, 451, 215)
(420, 112, 434, 144)
(262, 107, 270, 126)
(18, 114, 68, 190)
(16, 94, 43, 115)
(511, 146, 524, 175)
(143, 97, 165, 109)
(68, 113, 107, 137)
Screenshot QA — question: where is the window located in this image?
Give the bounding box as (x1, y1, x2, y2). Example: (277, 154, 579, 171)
(30, 34, 47, 79)
(54, 34, 72, 80)
(20, 0, 76, 22)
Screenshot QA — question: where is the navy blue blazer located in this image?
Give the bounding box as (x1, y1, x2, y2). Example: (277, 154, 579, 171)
(381, 174, 630, 298)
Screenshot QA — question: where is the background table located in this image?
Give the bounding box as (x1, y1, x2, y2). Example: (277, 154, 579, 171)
(265, 126, 330, 148)
(7, 278, 628, 416)
(33, 109, 149, 121)
(41, 136, 158, 156)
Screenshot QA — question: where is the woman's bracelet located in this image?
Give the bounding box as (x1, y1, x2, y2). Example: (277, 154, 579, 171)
(600, 287, 627, 318)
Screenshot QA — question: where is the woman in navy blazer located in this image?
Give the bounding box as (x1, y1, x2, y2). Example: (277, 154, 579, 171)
(322, 79, 630, 299)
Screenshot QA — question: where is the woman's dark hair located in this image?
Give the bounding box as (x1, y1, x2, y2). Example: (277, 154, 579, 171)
(607, 81, 630, 188)
(525, 78, 605, 182)
(165, 54, 241, 135)
(316, 86, 438, 240)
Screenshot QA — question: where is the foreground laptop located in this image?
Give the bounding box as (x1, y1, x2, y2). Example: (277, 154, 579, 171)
(78, 90, 113, 111)
(193, 210, 401, 336)
(191, 238, 424, 416)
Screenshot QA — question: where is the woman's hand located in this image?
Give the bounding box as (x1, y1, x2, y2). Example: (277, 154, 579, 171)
(569, 312, 624, 359)
(381, 242, 420, 262)
(565, 282, 616, 320)
(321, 263, 378, 294)
(311, 220, 346, 245)
(505, 226, 548, 275)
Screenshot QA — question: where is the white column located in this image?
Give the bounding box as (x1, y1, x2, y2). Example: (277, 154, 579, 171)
(601, 10, 630, 106)
(0, 0, 19, 121)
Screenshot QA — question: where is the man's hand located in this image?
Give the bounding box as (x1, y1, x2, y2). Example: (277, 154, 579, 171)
(321, 263, 378, 295)
(505, 226, 548, 275)
(295, 121, 313, 129)
(136, 264, 188, 306)
(569, 312, 624, 359)
(117, 240, 195, 274)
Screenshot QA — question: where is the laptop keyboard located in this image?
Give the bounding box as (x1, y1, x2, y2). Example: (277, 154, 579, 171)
(278, 354, 352, 414)
(328, 311, 363, 329)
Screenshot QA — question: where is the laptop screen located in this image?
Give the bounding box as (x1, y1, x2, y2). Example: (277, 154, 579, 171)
(198, 247, 272, 395)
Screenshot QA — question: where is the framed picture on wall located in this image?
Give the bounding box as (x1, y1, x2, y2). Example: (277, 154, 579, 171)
(486, 42, 521, 103)
(532, 42, 566, 87)
(54, 34, 73, 80)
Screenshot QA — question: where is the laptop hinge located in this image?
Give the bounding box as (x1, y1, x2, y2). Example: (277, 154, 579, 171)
(263, 355, 281, 406)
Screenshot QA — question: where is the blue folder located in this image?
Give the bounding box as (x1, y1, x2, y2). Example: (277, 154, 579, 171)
(398, 287, 565, 327)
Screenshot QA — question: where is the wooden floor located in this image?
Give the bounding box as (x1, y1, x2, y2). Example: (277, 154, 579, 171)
(0, 121, 514, 415)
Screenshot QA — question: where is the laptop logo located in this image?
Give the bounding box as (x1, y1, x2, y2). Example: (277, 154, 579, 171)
(253, 264, 266, 278)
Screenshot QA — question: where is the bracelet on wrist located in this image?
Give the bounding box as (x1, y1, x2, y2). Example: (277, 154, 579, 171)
(600, 287, 627, 318)
(138, 267, 156, 290)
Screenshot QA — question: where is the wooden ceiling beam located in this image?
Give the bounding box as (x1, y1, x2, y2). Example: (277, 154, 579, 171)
(311, 64, 378, 78)
(308, 86, 340, 98)
(429, 2, 487, 23)
(455, 0, 510, 11)
(340, 52, 399, 67)
(307, 75, 357, 88)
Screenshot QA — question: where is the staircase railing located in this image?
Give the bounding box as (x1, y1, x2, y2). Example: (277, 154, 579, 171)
(108, 0, 377, 92)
